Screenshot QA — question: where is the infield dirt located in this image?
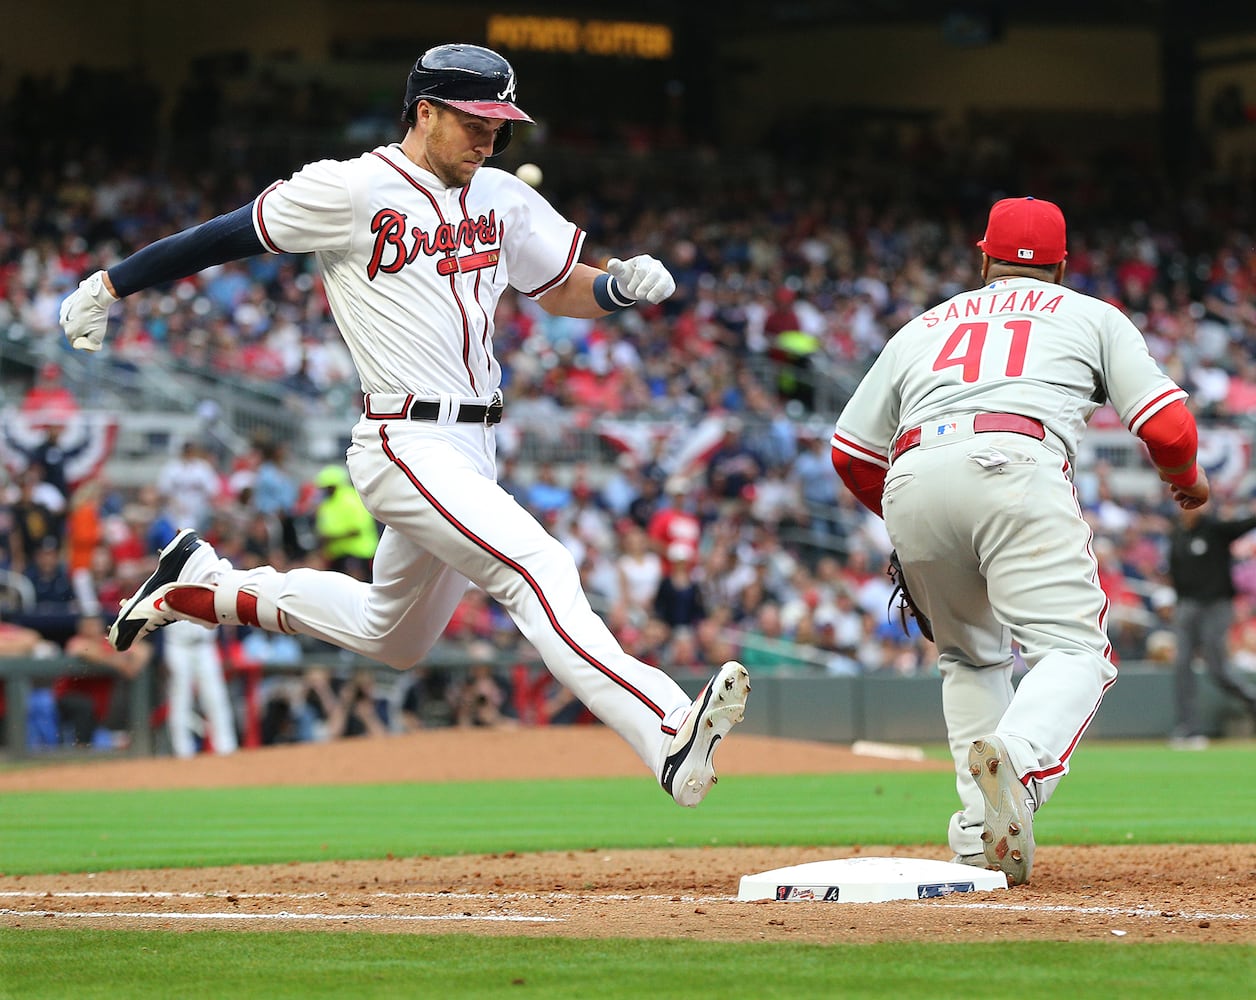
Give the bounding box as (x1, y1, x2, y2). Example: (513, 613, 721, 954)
(2, 728, 1253, 943)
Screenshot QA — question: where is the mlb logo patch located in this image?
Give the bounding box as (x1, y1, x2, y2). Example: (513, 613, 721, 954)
(934, 422, 958, 438)
(1017, 248, 1034, 259)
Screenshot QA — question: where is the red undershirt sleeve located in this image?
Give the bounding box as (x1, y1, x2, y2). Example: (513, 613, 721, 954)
(831, 447, 887, 518)
(1137, 399, 1199, 488)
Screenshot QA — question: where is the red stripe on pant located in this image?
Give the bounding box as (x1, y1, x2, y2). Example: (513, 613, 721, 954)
(166, 587, 261, 627)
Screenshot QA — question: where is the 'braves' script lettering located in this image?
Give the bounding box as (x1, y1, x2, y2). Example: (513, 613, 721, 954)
(367, 208, 500, 279)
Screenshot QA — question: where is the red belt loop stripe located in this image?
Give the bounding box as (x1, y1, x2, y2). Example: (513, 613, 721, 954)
(891, 413, 1045, 462)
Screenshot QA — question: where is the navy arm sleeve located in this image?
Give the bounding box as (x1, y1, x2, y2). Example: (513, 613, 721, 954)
(109, 202, 266, 297)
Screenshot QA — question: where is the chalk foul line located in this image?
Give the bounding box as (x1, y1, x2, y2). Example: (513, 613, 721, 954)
(0, 890, 1251, 923)
(0, 908, 560, 924)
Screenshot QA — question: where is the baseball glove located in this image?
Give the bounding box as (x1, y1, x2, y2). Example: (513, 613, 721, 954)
(886, 549, 934, 642)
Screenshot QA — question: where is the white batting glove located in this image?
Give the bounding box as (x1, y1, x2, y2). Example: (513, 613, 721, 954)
(606, 255, 676, 305)
(59, 270, 117, 352)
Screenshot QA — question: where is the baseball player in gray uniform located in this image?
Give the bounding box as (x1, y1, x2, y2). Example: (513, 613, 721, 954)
(58, 43, 749, 807)
(830, 197, 1209, 883)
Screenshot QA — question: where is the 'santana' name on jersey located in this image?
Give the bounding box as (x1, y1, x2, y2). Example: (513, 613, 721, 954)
(921, 288, 1064, 328)
(367, 208, 499, 279)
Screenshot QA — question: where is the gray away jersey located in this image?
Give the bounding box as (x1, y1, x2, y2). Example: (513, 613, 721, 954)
(832, 276, 1186, 471)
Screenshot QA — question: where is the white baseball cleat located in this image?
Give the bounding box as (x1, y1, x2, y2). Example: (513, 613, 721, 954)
(950, 852, 990, 868)
(969, 735, 1036, 885)
(109, 529, 218, 651)
(661, 661, 750, 807)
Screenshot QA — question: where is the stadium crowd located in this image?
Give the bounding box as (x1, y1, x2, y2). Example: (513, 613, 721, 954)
(2, 63, 1256, 752)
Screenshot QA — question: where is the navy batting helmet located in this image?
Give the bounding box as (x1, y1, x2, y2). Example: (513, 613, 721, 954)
(402, 43, 533, 155)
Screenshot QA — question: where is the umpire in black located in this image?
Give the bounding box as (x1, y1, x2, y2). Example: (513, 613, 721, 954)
(1166, 504, 1256, 742)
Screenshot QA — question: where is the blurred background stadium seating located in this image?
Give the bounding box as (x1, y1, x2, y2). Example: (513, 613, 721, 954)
(3, 1, 1256, 752)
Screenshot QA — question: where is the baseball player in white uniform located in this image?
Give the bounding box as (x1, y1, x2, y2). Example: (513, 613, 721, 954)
(830, 197, 1210, 883)
(163, 620, 238, 758)
(58, 43, 749, 807)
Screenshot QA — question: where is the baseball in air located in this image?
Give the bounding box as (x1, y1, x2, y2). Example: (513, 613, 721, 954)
(515, 163, 543, 188)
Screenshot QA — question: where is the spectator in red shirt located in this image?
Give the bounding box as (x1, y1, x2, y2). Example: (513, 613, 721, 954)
(647, 476, 702, 574)
(20, 362, 78, 423)
(763, 286, 802, 337)
(444, 586, 495, 641)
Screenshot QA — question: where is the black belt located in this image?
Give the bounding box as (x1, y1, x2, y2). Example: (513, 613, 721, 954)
(408, 390, 503, 425)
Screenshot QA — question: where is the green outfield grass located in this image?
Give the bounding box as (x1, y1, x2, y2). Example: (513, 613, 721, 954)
(1, 740, 1253, 998)
(2, 742, 1253, 874)
(0, 931, 1249, 1000)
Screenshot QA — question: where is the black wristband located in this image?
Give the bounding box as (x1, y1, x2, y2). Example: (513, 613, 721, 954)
(593, 273, 634, 311)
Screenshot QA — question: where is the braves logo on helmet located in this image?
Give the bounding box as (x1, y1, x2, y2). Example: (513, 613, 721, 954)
(402, 43, 533, 155)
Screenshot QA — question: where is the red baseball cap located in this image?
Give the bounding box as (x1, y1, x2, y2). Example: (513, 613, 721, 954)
(977, 196, 1068, 265)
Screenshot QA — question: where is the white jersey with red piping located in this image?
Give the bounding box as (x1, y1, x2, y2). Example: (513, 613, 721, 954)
(252, 144, 583, 397)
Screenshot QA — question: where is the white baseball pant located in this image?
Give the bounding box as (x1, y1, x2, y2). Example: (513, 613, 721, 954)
(164, 620, 239, 758)
(188, 416, 694, 776)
